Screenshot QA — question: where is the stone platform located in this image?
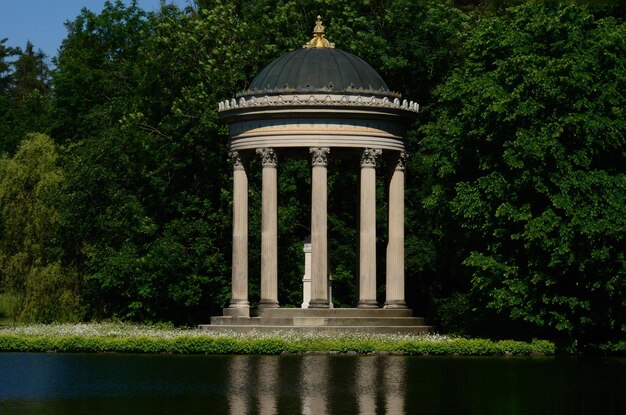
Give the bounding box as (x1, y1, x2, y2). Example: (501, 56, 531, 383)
(199, 308, 432, 334)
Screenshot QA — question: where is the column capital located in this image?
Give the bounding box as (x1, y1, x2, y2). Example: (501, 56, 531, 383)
(230, 150, 247, 171)
(310, 147, 330, 167)
(394, 151, 408, 171)
(256, 147, 278, 167)
(361, 148, 382, 168)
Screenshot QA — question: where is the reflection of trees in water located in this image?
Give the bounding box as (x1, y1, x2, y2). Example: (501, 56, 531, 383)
(226, 355, 407, 415)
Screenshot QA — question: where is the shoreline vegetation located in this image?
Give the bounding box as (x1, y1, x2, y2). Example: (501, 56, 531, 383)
(0, 323, 556, 356)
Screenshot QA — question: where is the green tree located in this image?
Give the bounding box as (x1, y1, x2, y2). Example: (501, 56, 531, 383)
(0, 40, 52, 155)
(421, 5, 626, 345)
(51, 0, 151, 144)
(0, 134, 82, 322)
(10, 42, 50, 105)
(55, 2, 255, 322)
(0, 38, 19, 94)
(0, 38, 18, 154)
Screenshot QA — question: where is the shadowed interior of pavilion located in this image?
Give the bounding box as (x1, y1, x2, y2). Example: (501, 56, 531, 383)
(200, 17, 431, 334)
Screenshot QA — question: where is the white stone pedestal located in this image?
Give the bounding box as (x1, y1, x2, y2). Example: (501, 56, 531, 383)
(302, 242, 333, 308)
(302, 243, 312, 308)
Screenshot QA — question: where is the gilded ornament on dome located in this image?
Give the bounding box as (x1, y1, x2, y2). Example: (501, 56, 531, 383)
(303, 16, 335, 49)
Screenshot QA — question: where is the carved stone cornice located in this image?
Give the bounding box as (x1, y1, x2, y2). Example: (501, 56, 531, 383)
(310, 147, 330, 167)
(230, 150, 246, 171)
(256, 147, 278, 167)
(360, 148, 382, 168)
(218, 94, 419, 113)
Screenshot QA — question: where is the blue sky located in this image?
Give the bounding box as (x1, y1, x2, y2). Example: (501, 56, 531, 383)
(1, 0, 188, 60)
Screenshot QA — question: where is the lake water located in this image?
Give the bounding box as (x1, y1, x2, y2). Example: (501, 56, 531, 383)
(0, 353, 625, 414)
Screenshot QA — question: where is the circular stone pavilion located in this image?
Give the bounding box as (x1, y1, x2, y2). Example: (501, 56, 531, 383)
(203, 17, 429, 333)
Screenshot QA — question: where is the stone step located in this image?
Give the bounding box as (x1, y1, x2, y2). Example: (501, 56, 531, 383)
(260, 317, 425, 327)
(257, 308, 413, 318)
(211, 316, 259, 326)
(199, 325, 433, 335)
(211, 316, 425, 327)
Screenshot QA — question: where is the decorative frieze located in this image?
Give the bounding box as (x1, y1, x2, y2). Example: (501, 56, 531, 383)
(310, 147, 330, 167)
(256, 148, 278, 167)
(360, 148, 382, 168)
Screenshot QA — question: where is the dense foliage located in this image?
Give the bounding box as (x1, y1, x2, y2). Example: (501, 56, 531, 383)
(420, 4, 625, 346)
(0, 0, 623, 349)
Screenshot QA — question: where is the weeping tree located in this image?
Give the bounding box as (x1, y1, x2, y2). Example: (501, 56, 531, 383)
(0, 134, 82, 322)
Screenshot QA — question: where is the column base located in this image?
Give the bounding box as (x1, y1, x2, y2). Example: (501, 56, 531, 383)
(357, 300, 379, 309)
(308, 299, 330, 309)
(223, 306, 250, 318)
(258, 300, 280, 309)
(383, 300, 407, 309)
(228, 300, 250, 308)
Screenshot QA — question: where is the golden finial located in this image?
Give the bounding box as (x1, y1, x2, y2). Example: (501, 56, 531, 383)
(303, 16, 335, 49)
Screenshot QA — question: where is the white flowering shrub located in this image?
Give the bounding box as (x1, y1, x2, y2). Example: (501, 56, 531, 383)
(0, 323, 554, 355)
(0, 322, 450, 342)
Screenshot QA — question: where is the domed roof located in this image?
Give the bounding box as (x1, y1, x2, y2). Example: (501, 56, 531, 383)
(246, 47, 391, 95)
(240, 16, 395, 98)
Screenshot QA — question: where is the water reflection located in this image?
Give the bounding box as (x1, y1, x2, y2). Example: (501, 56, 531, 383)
(356, 356, 377, 414)
(258, 356, 278, 415)
(3, 354, 626, 414)
(227, 355, 249, 414)
(383, 357, 406, 414)
(301, 355, 330, 415)
(226, 354, 407, 415)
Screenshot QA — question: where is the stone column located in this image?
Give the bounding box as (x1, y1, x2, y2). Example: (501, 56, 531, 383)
(257, 148, 279, 309)
(309, 147, 330, 308)
(227, 151, 249, 316)
(358, 148, 381, 308)
(385, 151, 407, 309)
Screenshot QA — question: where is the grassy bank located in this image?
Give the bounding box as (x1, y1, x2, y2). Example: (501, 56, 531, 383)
(0, 323, 554, 356)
